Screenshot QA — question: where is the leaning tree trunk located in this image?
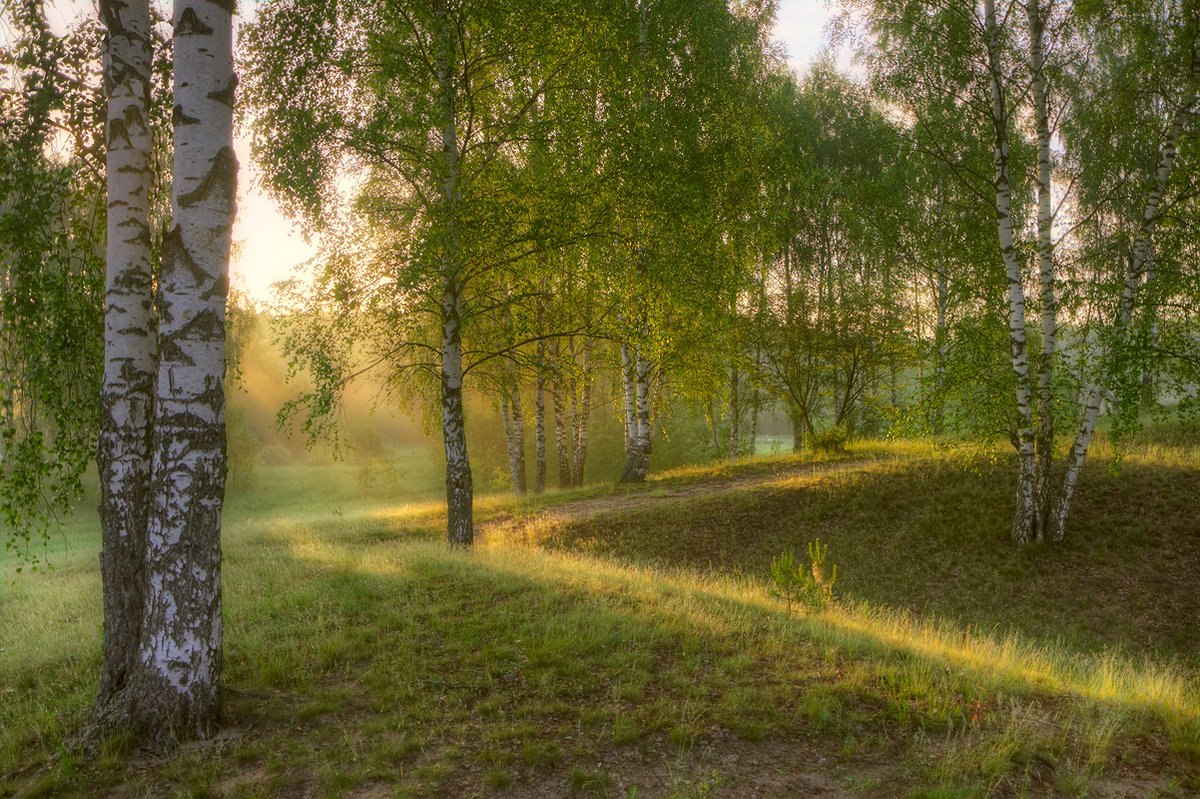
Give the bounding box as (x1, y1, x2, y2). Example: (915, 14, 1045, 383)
(432, 10, 472, 546)
(95, 0, 155, 723)
(128, 0, 236, 745)
(1028, 0, 1057, 538)
(985, 0, 1037, 545)
(1048, 37, 1199, 542)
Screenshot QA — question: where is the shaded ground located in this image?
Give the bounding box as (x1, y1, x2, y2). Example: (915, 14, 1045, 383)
(3, 443, 1198, 798)
(503, 447, 1200, 666)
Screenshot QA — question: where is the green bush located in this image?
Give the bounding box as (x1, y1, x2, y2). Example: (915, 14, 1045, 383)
(811, 427, 848, 453)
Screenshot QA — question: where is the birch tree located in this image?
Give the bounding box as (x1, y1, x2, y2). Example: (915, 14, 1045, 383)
(122, 0, 237, 740)
(243, 0, 603, 545)
(852, 0, 1200, 543)
(95, 0, 158, 716)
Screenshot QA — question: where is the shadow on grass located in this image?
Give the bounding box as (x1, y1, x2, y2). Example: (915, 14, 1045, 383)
(4, 448, 1199, 798)
(534, 451, 1200, 666)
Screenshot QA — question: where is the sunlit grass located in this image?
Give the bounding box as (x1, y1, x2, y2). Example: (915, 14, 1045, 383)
(2, 436, 1198, 797)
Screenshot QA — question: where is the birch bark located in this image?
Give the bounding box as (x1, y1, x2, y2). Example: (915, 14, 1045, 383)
(510, 386, 527, 495)
(534, 347, 546, 494)
(500, 393, 522, 496)
(571, 340, 592, 486)
(618, 348, 651, 483)
(728, 362, 740, 460)
(617, 0, 653, 484)
(552, 339, 571, 489)
(1028, 0, 1057, 538)
(620, 341, 637, 457)
(130, 0, 236, 742)
(433, 7, 473, 546)
(984, 0, 1038, 544)
(1048, 34, 1199, 541)
(96, 0, 155, 718)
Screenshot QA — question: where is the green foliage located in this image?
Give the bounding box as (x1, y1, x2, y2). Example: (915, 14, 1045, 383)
(810, 427, 848, 454)
(770, 538, 838, 611)
(0, 3, 105, 557)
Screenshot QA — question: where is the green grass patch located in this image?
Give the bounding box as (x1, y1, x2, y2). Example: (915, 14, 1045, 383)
(2, 438, 1198, 796)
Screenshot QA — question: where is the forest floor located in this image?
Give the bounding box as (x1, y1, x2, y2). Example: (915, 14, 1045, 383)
(2, 437, 1199, 798)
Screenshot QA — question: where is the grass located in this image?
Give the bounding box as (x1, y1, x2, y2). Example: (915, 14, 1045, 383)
(2, 437, 1198, 797)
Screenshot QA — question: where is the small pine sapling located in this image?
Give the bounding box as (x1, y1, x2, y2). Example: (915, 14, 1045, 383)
(770, 538, 838, 610)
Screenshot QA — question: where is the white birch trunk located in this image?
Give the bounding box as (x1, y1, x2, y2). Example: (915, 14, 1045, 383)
(433, 8, 473, 546)
(1047, 39, 1199, 542)
(1029, 0, 1057, 538)
(510, 386, 527, 495)
(618, 0, 653, 485)
(500, 393, 520, 497)
(131, 0, 236, 743)
(96, 0, 155, 720)
(618, 344, 651, 484)
(728, 361, 740, 460)
(551, 340, 571, 489)
(985, 0, 1038, 544)
(1049, 384, 1102, 541)
(620, 341, 636, 456)
(571, 340, 592, 487)
(534, 346, 546, 494)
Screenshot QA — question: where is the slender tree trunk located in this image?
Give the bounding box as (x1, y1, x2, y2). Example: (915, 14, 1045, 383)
(620, 341, 637, 456)
(128, 0, 236, 744)
(1048, 384, 1102, 540)
(749, 343, 761, 455)
(985, 0, 1037, 545)
(1028, 0, 1057, 540)
(95, 0, 155, 723)
(618, 348, 652, 483)
(618, 0, 653, 485)
(432, 9, 472, 546)
(500, 390, 526, 497)
(1047, 37, 1199, 542)
(552, 339, 571, 490)
(933, 262, 948, 435)
(708, 397, 721, 453)
(728, 361, 740, 460)
(571, 340, 592, 487)
(534, 346, 546, 494)
(510, 386, 527, 495)
(1140, 248, 1159, 406)
(749, 388, 760, 457)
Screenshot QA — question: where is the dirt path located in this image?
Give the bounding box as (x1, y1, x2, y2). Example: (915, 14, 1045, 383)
(482, 454, 891, 540)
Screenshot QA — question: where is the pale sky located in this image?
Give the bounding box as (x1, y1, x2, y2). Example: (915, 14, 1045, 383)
(29, 0, 845, 304)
